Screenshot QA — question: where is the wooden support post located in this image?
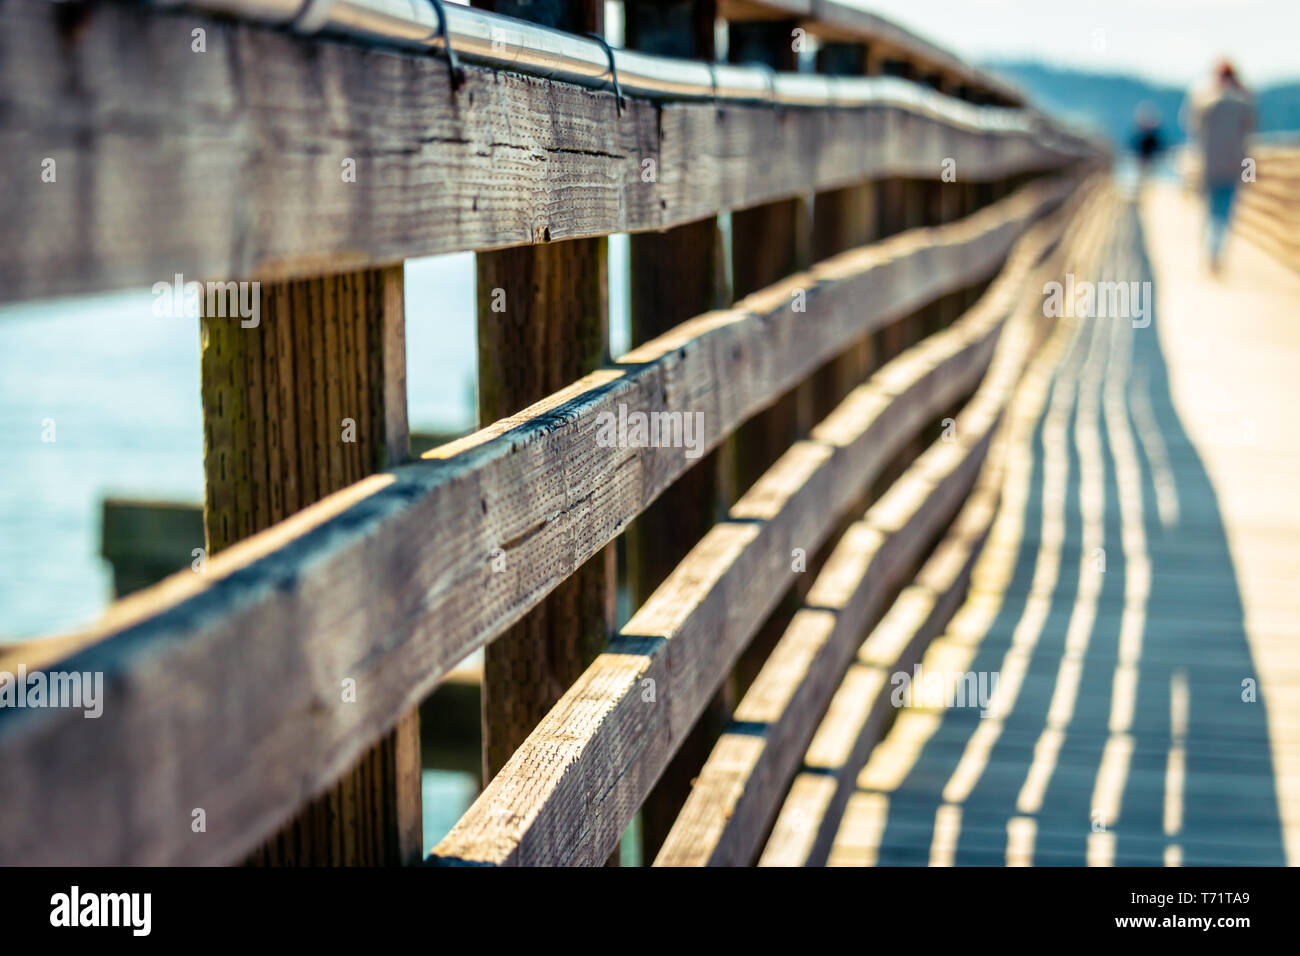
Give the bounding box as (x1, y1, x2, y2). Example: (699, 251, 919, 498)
(873, 177, 916, 362)
(960, 180, 982, 309)
(624, 214, 724, 608)
(927, 147, 979, 484)
(810, 182, 876, 418)
(898, 177, 930, 357)
(866, 174, 929, 499)
(918, 177, 946, 337)
(475, 243, 615, 787)
(812, 39, 877, 420)
(201, 266, 422, 866)
(101, 498, 204, 598)
(624, 0, 731, 865)
(723, 17, 814, 702)
(934, 166, 967, 332)
(471, 0, 616, 797)
(726, 17, 811, 499)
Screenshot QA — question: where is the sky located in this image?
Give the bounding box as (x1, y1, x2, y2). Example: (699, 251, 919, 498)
(847, 0, 1300, 89)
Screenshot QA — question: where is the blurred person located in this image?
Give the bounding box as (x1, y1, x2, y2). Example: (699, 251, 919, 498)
(1130, 101, 1164, 185)
(1181, 60, 1255, 273)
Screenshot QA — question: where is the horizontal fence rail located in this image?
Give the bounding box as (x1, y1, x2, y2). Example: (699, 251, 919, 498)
(1234, 144, 1300, 272)
(429, 184, 1097, 867)
(0, 0, 1095, 303)
(0, 174, 1082, 865)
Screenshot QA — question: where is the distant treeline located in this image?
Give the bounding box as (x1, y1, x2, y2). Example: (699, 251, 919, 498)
(983, 60, 1300, 151)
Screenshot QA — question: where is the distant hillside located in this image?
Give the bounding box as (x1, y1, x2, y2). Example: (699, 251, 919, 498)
(982, 61, 1300, 150)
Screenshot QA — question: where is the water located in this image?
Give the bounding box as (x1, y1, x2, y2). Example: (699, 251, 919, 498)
(0, 288, 206, 637)
(0, 256, 488, 639)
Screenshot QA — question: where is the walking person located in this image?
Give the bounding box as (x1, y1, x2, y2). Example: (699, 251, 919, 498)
(1181, 61, 1255, 273)
(1131, 101, 1164, 189)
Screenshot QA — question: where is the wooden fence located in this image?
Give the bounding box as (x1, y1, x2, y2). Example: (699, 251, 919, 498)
(0, 0, 1101, 865)
(1235, 144, 1300, 272)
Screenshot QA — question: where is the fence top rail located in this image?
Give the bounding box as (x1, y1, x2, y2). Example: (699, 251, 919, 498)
(0, 0, 1098, 304)
(719, 0, 1025, 104)
(174, 0, 1033, 125)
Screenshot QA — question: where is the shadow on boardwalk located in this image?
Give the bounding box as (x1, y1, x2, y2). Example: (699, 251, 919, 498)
(864, 200, 1285, 866)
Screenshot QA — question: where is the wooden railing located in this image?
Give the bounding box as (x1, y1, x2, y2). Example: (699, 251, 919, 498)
(0, 0, 1101, 866)
(1235, 144, 1300, 272)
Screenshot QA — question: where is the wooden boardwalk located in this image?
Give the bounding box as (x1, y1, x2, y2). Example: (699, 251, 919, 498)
(6, 0, 1297, 870)
(793, 185, 1300, 867)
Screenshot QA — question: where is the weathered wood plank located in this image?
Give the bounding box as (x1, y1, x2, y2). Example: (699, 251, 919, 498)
(0, 177, 1072, 865)
(428, 208, 1060, 864)
(0, 0, 1084, 303)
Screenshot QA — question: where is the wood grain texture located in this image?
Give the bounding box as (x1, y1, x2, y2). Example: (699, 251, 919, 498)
(0, 0, 1086, 304)
(428, 208, 1057, 864)
(201, 268, 408, 551)
(0, 177, 1073, 866)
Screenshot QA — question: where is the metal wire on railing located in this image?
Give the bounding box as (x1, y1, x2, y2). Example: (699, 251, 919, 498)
(157, 0, 1094, 150)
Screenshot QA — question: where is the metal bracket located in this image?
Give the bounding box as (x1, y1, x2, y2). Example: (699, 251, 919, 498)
(757, 62, 778, 112)
(427, 0, 465, 92)
(290, 0, 336, 35)
(706, 61, 725, 120)
(587, 33, 626, 116)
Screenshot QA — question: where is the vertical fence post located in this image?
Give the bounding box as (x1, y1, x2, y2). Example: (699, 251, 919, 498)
(723, 15, 816, 699)
(812, 39, 877, 420)
(932, 73, 970, 335)
(201, 266, 422, 865)
(725, 16, 810, 501)
(622, 0, 730, 863)
(960, 177, 982, 309)
(873, 56, 914, 367)
(869, 58, 937, 497)
(873, 172, 922, 362)
(470, 0, 617, 795)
